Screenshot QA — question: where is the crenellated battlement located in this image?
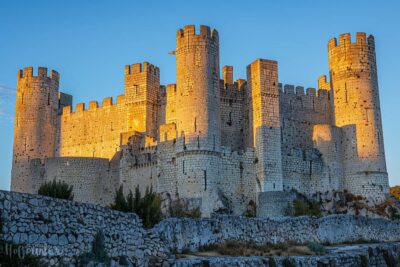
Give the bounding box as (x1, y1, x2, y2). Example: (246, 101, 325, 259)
(318, 75, 331, 90)
(124, 62, 159, 77)
(279, 83, 329, 98)
(176, 25, 219, 43)
(18, 66, 59, 82)
(328, 32, 375, 50)
(63, 95, 133, 114)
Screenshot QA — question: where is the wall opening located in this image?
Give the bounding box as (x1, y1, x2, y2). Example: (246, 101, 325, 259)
(204, 170, 207, 191)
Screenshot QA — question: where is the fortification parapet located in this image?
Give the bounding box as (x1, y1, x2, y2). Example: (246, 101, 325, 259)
(18, 67, 59, 83)
(125, 62, 160, 77)
(222, 65, 234, 85)
(176, 25, 219, 46)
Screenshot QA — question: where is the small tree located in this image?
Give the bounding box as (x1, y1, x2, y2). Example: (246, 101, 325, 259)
(111, 185, 162, 228)
(38, 179, 74, 200)
(79, 230, 110, 265)
(112, 185, 128, 212)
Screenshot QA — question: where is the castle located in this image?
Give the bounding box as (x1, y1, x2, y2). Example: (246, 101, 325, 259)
(11, 25, 389, 217)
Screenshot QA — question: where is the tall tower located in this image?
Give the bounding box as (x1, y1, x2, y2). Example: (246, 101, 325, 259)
(328, 33, 389, 201)
(175, 25, 221, 215)
(124, 62, 160, 138)
(11, 67, 60, 193)
(247, 59, 283, 192)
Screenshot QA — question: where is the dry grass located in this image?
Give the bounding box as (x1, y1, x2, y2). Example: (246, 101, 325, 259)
(177, 240, 325, 258)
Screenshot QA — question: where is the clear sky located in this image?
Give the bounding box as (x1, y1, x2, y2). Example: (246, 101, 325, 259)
(0, 0, 399, 190)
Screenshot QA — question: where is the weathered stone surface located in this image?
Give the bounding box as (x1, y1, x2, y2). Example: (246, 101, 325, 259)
(153, 215, 400, 253)
(10, 26, 389, 218)
(173, 243, 400, 267)
(0, 190, 169, 266)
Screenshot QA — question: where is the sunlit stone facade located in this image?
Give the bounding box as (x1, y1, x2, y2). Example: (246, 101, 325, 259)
(11, 25, 389, 217)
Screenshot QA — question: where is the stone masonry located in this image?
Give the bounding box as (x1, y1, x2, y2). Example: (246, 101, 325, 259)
(11, 25, 390, 217)
(2, 190, 400, 266)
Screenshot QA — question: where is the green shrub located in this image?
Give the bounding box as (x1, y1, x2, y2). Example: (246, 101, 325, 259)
(292, 199, 321, 217)
(79, 230, 110, 265)
(360, 254, 369, 267)
(0, 212, 3, 236)
(306, 242, 326, 255)
(383, 250, 397, 267)
(269, 257, 277, 267)
(244, 200, 257, 217)
(282, 257, 296, 267)
(388, 206, 400, 220)
(38, 179, 74, 200)
(111, 185, 162, 228)
(169, 200, 201, 218)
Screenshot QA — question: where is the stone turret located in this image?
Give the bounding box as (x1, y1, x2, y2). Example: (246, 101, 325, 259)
(175, 25, 221, 150)
(328, 33, 389, 202)
(11, 67, 60, 193)
(124, 62, 160, 138)
(247, 59, 283, 192)
(175, 25, 222, 216)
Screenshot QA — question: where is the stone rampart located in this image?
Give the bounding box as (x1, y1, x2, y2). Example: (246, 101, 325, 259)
(152, 215, 400, 253)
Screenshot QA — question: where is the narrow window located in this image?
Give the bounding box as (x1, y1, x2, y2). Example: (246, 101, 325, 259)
(182, 160, 185, 174)
(21, 93, 24, 105)
(47, 93, 50, 105)
(197, 135, 200, 148)
(228, 112, 232, 126)
(194, 117, 197, 132)
(345, 83, 348, 103)
(213, 135, 215, 150)
(204, 170, 207, 191)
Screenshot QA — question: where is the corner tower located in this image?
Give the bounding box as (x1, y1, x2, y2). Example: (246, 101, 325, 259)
(328, 33, 389, 201)
(175, 25, 221, 215)
(11, 67, 60, 192)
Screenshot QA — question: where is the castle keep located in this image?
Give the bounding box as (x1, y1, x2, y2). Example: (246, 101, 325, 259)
(11, 25, 389, 216)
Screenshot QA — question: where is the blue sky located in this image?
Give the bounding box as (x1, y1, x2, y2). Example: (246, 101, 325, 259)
(0, 0, 399, 190)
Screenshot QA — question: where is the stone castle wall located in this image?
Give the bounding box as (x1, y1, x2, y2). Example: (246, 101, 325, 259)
(59, 62, 159, 160)
(152, 215, 400, 253)
(10, 27, 390, 217)
(0, 190, 168, 266)
(2, 190, 400, 266)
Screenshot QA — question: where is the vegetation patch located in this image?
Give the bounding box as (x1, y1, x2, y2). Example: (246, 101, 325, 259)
(285, 198, 321, 217)
(38, 179, 74, 200)
(111, 185, 162, 228)
(78, 230, 110, 265)
(169, 199, 201, 218)
(192, 240, 322, 257)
